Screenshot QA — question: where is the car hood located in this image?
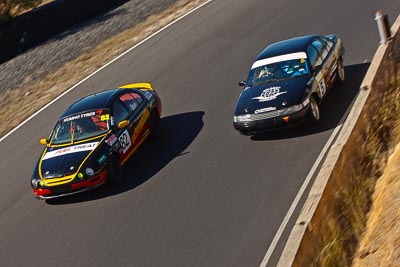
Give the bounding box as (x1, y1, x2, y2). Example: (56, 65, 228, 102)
(40, 140, 100, 179)
(234, 75, 309, 115)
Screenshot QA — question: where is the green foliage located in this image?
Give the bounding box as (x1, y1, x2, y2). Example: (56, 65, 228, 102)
(0, 0, 43, 24)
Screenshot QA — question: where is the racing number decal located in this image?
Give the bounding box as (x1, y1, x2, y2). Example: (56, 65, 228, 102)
(101, 114, 110, 121)
(317, 76, 327, 98)
(118, 130, 132, 154)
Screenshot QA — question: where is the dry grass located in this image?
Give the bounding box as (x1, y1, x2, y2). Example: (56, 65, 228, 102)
(312, 74, 400, 267)
(352, 75, 400, 267)
(353, 143, 400, 266)
(0, 0, 206, 138)
(0, 0, 53, 24)
(293, 55, 400, 266)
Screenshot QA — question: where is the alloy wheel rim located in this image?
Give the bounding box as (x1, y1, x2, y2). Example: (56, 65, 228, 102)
(311, 100, 319, 120)
(338, 61, 345, 80)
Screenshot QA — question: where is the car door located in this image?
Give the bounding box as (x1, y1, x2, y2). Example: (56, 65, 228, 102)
(318, 36, 337, 89)
(307, 38, 331, 100)
(113, 91, 150, 164)
(112, 97, 134, 163)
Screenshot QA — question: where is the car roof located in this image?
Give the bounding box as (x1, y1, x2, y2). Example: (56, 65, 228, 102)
(255, 35, 317, 60)
(60, 89, 121, 118)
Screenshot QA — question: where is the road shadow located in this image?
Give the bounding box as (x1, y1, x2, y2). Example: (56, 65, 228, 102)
(251, 63, 370, 141)
(46, 111, 204, 205)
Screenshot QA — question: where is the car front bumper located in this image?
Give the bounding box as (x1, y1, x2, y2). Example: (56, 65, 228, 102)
(32, 170, 107, 200)
(233, 104, 311, 135)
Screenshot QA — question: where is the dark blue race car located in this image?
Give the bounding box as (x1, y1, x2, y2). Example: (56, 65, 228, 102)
(233, 34, 345, 135)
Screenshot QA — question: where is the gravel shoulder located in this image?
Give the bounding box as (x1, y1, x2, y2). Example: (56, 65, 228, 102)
(0, 0, 206, 138)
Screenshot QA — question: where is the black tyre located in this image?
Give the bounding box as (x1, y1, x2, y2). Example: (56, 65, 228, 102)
(309, 96, 320, 124)
(107, 156, 122, 184)
(150, 110, 161, 138)
(336, 58, 345, 83)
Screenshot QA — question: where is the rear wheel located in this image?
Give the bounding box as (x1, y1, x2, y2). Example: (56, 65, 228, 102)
(150, 111, 161, 138)
(107, 156, 122, 184)
(336, 58, 345, 83)
(309, 96, 320, 124)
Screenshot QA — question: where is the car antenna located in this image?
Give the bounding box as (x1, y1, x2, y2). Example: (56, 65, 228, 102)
(90, 78, 96, 95)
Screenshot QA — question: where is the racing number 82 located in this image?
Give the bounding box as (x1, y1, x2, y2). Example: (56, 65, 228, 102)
(118, 130, 131, 153)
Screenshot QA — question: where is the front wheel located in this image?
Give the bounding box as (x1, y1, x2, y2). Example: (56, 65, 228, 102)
(309, 96, 320, 124)
(336, 58, 345, 83)
(150, 111, 161, 138)
(107, 156, 122, 184)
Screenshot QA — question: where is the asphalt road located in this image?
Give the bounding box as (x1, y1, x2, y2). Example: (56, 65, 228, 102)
(0, 0, 399, 266)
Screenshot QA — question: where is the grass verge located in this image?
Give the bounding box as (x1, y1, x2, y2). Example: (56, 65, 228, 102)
(294, 53, 400, 266)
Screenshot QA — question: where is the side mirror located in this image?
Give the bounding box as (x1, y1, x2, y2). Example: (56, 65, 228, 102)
(238, 81, 246, 86)
(40, 138, 48, 145)
(118, 120, 129, 129)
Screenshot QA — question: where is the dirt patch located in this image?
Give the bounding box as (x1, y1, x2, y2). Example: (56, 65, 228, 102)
(0, 0, 207, 138)
(353, 143, 400, 266)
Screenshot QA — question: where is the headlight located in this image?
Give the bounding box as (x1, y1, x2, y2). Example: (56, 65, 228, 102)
(234, 114, 252, 122)
(85, 168, 94, 177)
(31, 178, 40, 187)
(278, 104, 304, 116)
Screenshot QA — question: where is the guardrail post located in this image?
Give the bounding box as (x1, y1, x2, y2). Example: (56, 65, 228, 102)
(375, 10, 391, 44)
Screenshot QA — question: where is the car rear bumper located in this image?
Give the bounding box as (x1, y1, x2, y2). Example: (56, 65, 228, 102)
(233, 105, 311, 135)
(32, 170, 107, 200)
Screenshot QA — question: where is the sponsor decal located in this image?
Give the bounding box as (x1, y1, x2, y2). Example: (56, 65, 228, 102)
(130, 109, 150, 145)
(252, 86, 287, 102)
(255, 107, 276, 114)
(42, 142, 98, 160)
(106, 134, 117, 146)
(144, 91, 152, 100)
(97, 155, 107, 165)
(330, 62, 337, 76)
(63, 112, 96, 122)
(251, 52, 308, 69)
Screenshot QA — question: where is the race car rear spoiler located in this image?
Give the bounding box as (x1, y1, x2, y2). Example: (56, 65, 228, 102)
(119, 82, 153, 91)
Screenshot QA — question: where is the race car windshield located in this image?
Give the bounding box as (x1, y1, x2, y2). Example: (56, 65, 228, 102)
(247, 58, 309, 86)
(51, 109, 111, 145)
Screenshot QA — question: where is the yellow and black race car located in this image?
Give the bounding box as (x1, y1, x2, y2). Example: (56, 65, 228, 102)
(31, 83, 162, 199)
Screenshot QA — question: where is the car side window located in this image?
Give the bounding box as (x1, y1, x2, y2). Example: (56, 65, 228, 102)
(321, 36, 333, 50)
(312, 39, 329, 62)
(119, 93, 143, 112)
(113, 100, 130, 125)
(307, 45, 322, 68)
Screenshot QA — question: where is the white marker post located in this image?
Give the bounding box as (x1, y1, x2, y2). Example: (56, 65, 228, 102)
(375, 10, 391, 44)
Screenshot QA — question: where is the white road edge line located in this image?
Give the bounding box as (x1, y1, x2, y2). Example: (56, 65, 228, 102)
(259, 100, 353, 266)
(0, 0, 214, 144)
